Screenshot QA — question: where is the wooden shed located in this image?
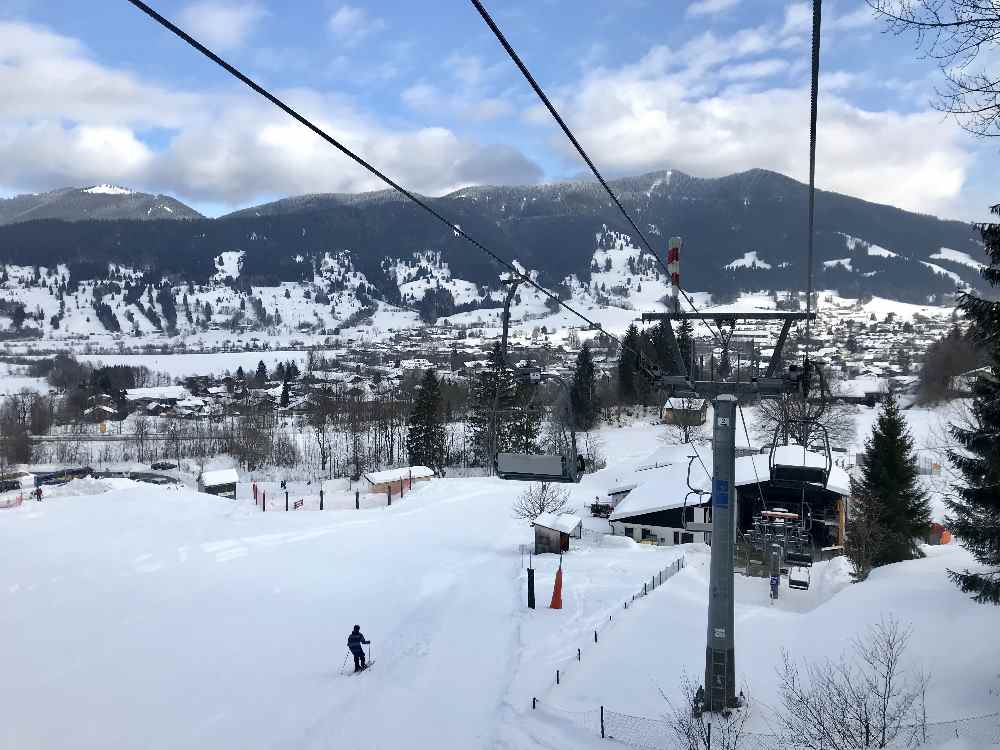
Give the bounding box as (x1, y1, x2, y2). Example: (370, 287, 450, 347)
(198, 468, 239, 498)
(362, 466, 434, 496)
(532, 512, 582, 554)
(660, 397, 708, 426)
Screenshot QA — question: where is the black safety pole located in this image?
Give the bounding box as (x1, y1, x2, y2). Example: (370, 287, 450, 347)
(527, 567, 535, 609)
(355, 490, 359, 510)
(285, 490, 289, 512)
(320, 488, 324, 510)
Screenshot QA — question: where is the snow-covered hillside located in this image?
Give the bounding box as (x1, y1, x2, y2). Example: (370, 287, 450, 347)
(1, 420, 996, 750)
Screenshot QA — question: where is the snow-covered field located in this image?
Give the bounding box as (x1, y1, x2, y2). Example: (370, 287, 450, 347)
(2, 420, 997, 749)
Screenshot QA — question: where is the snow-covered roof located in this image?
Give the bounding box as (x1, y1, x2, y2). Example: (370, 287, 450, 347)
(663, 398, 707, 410)
(610, 461, 711, 521)
(363, 466, 434, 484)
(533, 512, 582, 535)
(199, 468, 239, 487)
(838, 377, 888, 399)
(84, 405, 117, 415)
(126, 385, 189, 402)
(608, 483, 638, 496)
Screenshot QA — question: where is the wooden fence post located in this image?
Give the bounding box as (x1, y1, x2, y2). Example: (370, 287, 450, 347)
(285, 490, 289, 512)
(320, 489, 324, 511)
(387, 486, 391, 506)
(355, 490, 359, 510)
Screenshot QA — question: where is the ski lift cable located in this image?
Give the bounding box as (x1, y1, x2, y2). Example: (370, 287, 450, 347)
(468, 0, 729, 352)
(124, 0, 646, 358)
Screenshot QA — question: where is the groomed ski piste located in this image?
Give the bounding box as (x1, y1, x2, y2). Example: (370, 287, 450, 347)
(1, 422, 997, 750)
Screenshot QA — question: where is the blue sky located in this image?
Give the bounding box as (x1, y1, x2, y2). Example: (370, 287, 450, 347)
(0, 0, 995, 220)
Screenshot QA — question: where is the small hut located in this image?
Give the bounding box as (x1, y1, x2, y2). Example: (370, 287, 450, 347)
(362, 466, 434, 496)
(198, 468, 239, 498)
(532, 512, 582, 554)
(660, 397, 708, 426)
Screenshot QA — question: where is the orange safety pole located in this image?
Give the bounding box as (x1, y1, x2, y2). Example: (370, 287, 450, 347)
(550, 560, 563, 610)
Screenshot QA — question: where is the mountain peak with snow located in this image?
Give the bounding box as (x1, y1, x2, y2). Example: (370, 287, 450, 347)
(0, 185, 202, 225)
(83, 184, 135, 196)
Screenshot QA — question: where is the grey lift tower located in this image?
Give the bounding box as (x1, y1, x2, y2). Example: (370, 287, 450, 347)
(642, 257, 814, 712)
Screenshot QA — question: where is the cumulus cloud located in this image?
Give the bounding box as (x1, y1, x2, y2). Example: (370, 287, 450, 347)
(329, 5, 385, 45)
(532, 28, 972, 217)
(178, 1, 266, 51)
(0, 20, 542, 206)
(686, 0, 742, 17)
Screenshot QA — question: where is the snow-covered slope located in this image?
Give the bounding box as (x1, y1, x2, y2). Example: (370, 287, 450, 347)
(2, 437, 995, 750)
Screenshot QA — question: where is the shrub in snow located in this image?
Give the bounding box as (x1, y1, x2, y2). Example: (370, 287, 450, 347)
(512, 482, 569, 521)
(776, 616, 928, 749)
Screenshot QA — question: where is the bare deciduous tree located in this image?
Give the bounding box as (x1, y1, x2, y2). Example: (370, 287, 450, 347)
(131, 413, 151, 464)
(777, 616, 929, 749)
(661, 673, 750, 750)
(868, 0, 1000, 138)
(512, 482, 570, 520)
(754, 380, 856, 451)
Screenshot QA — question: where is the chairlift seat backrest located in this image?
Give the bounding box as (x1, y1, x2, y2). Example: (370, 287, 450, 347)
(496, 453, 576, 483)
(784, 550, 813, 567)
(771, 464, 829, 487)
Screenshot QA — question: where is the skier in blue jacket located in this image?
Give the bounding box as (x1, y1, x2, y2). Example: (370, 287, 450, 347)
(347, 625, 370, 671)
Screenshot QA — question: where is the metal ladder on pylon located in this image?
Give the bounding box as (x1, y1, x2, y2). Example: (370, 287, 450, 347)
(708, 648, 729, 711)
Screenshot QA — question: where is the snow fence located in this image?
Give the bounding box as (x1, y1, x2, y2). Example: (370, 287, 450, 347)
(532, 701, 1000, 749)
(540, 556, 687, 692)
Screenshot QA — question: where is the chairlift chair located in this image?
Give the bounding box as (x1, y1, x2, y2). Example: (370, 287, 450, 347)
(788, 566, 811, 590)
(768, 421, 832, 489)
(494, 366, 584, 483)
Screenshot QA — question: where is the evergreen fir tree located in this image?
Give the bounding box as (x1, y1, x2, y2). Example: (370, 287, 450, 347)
(946, 203, 1000, 604)
(406, 370, 447, 473)
(279, 381, 290, 408)
(677, 318, 695, 377)
(256, 360, 268, 383)
(508, 379, 542, 455)
(618, 323, 641, 403)
(468, 343, 516, 467)
(571, 342, 599, 430)
(849, 395, 931, 567)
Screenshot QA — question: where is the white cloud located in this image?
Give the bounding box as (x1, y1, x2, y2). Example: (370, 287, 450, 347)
(722, 59, 790, 81)
(533, 37, 972, 217)
(781, 2, 812, 36)
(686, 0, 742, 17)
(178, 1, 266, 51)
(329, 5, 385, 45)
(0, 21, 541, 206)
(782, 1, 875, 36)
